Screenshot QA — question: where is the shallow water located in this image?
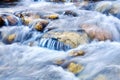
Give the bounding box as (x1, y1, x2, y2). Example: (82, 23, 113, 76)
(1, 0, 120, 80)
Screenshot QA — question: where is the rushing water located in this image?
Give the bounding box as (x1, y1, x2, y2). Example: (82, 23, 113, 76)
(1, 0, 120, 80)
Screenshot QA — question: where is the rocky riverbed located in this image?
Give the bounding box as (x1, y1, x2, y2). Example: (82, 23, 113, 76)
(0, 0, 120, 80)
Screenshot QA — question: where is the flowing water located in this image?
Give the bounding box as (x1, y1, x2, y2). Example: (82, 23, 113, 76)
(1, 0, 120, 80)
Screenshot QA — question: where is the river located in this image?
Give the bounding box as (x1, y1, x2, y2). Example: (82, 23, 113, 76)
(0, 0, 120, 80)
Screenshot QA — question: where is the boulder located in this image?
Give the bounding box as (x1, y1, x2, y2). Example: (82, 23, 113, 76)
(6, 15, 18, 26)
(0, 13, 20, 26)
(81, 24, 112, 41)
(42, 31, 89, 48)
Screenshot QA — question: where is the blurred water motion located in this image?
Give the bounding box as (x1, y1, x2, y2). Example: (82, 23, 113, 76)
(0, 0, 120, 80)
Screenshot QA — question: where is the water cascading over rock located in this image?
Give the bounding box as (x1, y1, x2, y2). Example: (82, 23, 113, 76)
(1, 1, 120, 80)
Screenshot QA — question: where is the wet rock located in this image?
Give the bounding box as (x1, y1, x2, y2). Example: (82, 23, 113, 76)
(15, 12, 40, 25)
(0, 16, 5, 27)
(6, 15, 19, 26)
(64, 10, 78, 17)
(67, 62, 84, 74)
(46, 14, 59, 20)
(22, 15, 40, 25)
(30, 19, 49, 31)
(69, 50, 85, 57)
(81, 24, 112, 41)
(42, 31, 89, 48)
(0, 13, 20, 26)
(7, 34, 16, 43)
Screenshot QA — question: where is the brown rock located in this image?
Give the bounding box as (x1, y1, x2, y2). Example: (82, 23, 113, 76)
(81, 24, 112, 41)
(0, 16, 5, 27)
(6, 15, 18, 26)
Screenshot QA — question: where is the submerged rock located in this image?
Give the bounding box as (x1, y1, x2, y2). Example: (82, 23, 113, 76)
(69, 50, 85, 57)
(54, 59, 66, 65)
